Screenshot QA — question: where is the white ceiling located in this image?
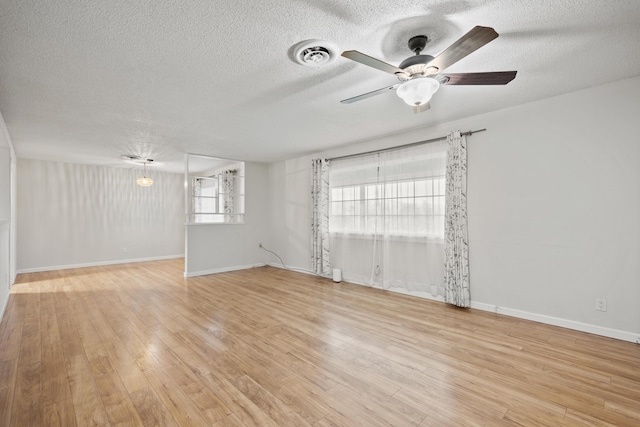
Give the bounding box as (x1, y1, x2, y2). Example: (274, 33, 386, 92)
(1, 0, 640, 173)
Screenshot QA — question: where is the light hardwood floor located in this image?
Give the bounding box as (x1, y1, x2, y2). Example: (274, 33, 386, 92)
(0, 259, 639, 426)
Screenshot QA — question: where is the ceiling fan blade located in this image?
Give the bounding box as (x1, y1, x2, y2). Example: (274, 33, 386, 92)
(340, 84, 401, 104)
(342, 50, 409, 77)
(413, 102, 431, 114)
(426, 26, 499, 73)
(441, 71, 517, 85)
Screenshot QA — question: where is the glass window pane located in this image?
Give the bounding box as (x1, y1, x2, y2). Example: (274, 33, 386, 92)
(398, 216, 409, 234)
(365, 216, 376, 233)
(331, 216, 343, 231)
(366, 200, 377, 215)
(408, 216, 417, 235)
(385, 199, 397, 216)
(415, 180, 428, 197)
(353, 215, 361, 231)
(385, 182, 397, 198)
(354, 186, 361, 200)
(327, 148, 448, 237)
(434, 196, 445, 215)
(331, 201, 342, 215)
(384, 216, 395, 234)
(342, 215, 355, 232)
(399, 181, 414, 198)
(199, 187, 211, 197)
(415, 197, 428, 215)
(436, 178, 446, 195)
(343, 201, 355, 215)
(435, 215, 445, 237)
(343, 186, 354, 200)
(426, 179, 434, 196)
(398, 198, 413, 215)
(415, 215, 428, 235)
(201, 198, 216, 213)
(366, 184, 377, 199)
(426, 197, 434, 215)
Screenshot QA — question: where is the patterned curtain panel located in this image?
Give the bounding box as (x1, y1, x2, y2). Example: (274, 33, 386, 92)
(311, 158, 331, 276)
(221, 169, 236, 222)
(444, 131, 470, 307)
(193, 178, 202, 214)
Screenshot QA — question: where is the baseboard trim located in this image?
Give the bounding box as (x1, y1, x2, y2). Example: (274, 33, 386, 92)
(385, 287, 446, 303)
(0, 292, 9, 323)
(184, 263, 266, 278)
(322, 276, 639, 344)
(470, 301, 640, 344)
(266, 262, 319, 277)
(16, 254, 185, 274)
(329, 275, 446, 303)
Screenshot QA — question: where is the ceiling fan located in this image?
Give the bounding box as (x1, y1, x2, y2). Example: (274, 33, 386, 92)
(341, 26, 517, 113)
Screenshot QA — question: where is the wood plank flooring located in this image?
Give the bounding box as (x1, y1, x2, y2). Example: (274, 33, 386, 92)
(1, 259, 639, 426)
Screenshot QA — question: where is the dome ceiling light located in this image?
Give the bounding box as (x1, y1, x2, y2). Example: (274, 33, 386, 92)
(121, 154, 154, 187)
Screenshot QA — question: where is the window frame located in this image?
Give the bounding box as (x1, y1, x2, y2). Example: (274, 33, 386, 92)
(328, 154, 446, 241)
(185, 154, 245, 225)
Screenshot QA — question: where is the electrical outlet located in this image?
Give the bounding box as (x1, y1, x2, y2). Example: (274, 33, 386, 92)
(595, 298, 607, 312)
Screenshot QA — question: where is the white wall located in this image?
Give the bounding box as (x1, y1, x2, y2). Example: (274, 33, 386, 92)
(267, 75, 640, 341)
(267, 157, 313, 269)
(17, 159, 185, 271)
(0, 148, 9, 220)
(185, 161, 270, 276)
(0, 147, 11, 320)
(0, 111, 16, 321)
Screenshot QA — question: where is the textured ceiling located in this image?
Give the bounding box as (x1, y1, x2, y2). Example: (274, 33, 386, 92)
(1, 0, 640, 173)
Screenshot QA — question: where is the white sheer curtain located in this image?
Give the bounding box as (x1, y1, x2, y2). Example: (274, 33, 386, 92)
(328, 141, 447, 296)
(311, 159, 331, 276)
(444, 131, 470, 307)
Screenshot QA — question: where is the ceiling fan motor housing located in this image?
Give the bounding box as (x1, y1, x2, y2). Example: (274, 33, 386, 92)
(398, 55, 438, 79)
(407, 35, 428, 54)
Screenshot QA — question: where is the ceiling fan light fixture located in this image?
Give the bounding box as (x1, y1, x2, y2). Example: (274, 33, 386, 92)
(396, 77, 440, 106)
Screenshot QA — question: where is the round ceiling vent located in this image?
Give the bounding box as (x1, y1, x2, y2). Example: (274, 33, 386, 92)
(292, 39, 339, 67)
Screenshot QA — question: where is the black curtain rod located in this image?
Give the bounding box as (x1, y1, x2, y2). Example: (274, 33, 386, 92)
(325, 128, 486, 162)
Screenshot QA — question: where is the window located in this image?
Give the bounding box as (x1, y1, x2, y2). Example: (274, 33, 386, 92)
(328, 143, 446, 239)
(186, 154, 245, 224)
(330, 177, 445, 237)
